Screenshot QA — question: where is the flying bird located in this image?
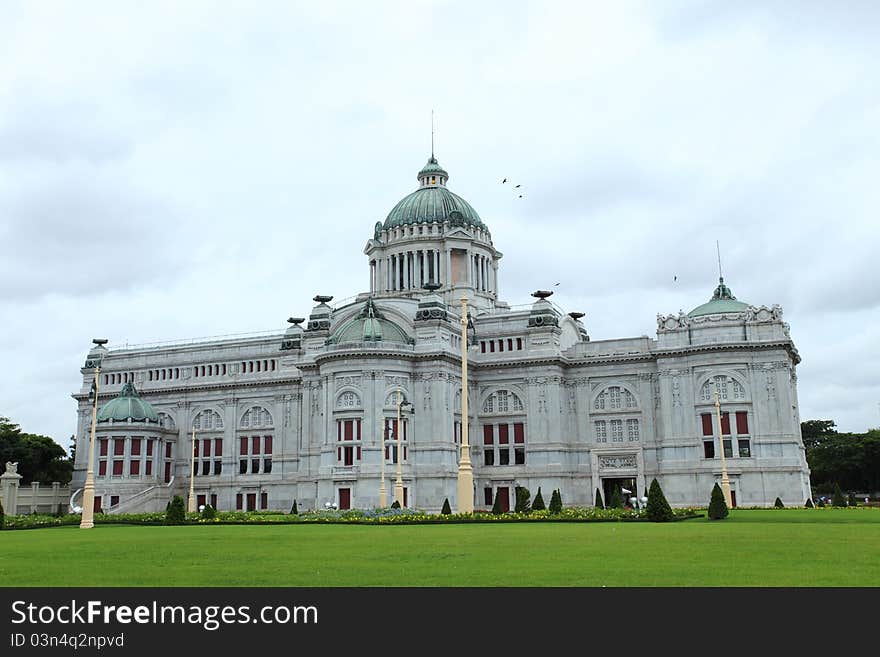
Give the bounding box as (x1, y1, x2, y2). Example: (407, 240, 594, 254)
(514, 184, 521, 188)
(673, 275, 677, 282)
(554, 282, 560, 286)
(502, 178, 507, 184)
(518, 194, 523, 198)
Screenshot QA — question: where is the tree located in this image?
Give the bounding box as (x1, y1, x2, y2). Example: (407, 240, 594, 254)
(609, 486, 622, 509)
(532, 487, 545, 511)
(646, 479, 674, 522)
(514, 486, 531, 514)
(595, 488, 604, 509)
(165, 496, 186, 525)
(832, 483, 846, 507)
(441, 498, 451, 515)
(549, 488, 563, 514)
(0, 498, 4, 530)
(290, 500, 298, 515)
(774, 497, 784, 508)
(0, 417, 72, 485)
(801, 419, 837, 450)
(708, 483, 729, 520)
(491, 490, 503, 515)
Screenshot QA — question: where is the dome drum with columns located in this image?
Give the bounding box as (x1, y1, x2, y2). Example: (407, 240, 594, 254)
(69, 150, 811, 515)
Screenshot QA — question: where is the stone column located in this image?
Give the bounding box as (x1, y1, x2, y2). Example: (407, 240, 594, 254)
(1, 462, 22, 515)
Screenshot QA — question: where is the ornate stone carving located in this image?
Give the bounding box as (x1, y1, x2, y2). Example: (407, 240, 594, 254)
(415, 307, 448, 321)
(335, 376, 362, 390)
(599, 455, 637, 470)
(385, 375, 408, 387)
(5, 461, 19, 475)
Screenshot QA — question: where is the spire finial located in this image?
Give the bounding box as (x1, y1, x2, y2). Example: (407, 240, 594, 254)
(716, 239, 723, 283)
(431, 109, 435, 159)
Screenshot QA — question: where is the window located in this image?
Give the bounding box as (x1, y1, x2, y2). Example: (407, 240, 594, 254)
(482, 389, 524, 413)
(701, 411, 751, 459)
(240, 406, 272, 429)
(704, 440, 715, 459)
(484, 487, 493, 506)
(195, 437, 222, 476)
(626, 419, 640, 441)
(336, 419, 363, 466)
(382, 418, 406, 463)
(701, 375, 746, 402)
(481, 422, 526, 466)
(193, 409, 223, 431)
(238, 433, 272, 474)
(594, 420, 607, 443)
(594, 386, 637, 410)
(611, 420, 624, 442)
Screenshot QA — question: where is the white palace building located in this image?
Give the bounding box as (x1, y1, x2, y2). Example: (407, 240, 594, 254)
(70, 154, 812, 514)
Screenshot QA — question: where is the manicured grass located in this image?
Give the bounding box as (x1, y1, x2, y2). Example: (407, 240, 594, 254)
(2, 508, 878, 586)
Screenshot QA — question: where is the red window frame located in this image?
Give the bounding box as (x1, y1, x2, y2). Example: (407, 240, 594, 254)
(735, 411, 749, 435)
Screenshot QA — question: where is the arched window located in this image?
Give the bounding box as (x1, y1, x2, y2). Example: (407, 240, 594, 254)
(593, 386, 637, 411)
(384, 391, 410, 408)
(482, 389, 524, 414)
(337, 391, 361, 409)
(700, 376, 746, 402)
(193, 409, 224, 431)
(157, 412, 176, 430)
(240, 406, 273, 429)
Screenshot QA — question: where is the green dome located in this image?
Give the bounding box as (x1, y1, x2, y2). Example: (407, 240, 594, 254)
(383, 156, 486, 231)
(97, 382, 159, 423)
(327, 299, 413, 345)
(688, 278, 750, 317)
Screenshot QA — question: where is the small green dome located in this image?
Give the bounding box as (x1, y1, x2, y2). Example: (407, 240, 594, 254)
(383, 156, 486, 231)
(327, 299, 413, 345)
(688, 278, 750, 317)
(97, 382, 159, 423)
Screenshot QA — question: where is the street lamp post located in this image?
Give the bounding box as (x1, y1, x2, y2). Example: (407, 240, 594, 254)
(456, 295, 474, 513)
(79, 365, 101, 529)
(188, 426, 197, 513)
(379, 420, 388, 508)
(714, 386, 734, 508)
(393, 388, 412, 507)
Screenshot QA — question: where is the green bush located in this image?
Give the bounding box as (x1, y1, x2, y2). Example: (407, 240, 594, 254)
(290, 500, 298, 515)
(441, 498, 451, 515)
(201, 504, 217, 520)
(774, 497, 784, 508)
(646, 479, 674, 522)
(390, 500, 401, 509)
(491, 491, 503, 515)
(817, 498, 826, 508)
(0, 498, 5, 530)
(165, 495, 186, 525)
(832, 483, 846, 507)
(805, 498, 814, 508)
(549, 489, 563, 515)
(532, 487, 545, 511)
(847, 493, 857, 507)
(708, 483, 729, 520)
(594, 488, 604, 509)
(514, 486, 531, 514)
(609, 486, 622, 509)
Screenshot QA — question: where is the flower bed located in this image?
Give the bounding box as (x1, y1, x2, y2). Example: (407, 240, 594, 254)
(1, 506, 703, 530)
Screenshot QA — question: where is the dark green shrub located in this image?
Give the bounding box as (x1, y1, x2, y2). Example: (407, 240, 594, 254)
(646, 479, 674, 522)
(708, 483, 729, 520)
(817, 498, 826, 508)
(609, 486, 622, 509)
(201, 504, 217, 520)
(805, 498, 814, 508)
(491, 491, 503, 515)
(847, 493, 857, 507)
(290, 500, 298, 515)
(532, 487, 545, 511)
(441, 498, 451, 515)
(165, 495, 186, 525)
(0, 499, 5, 530)
(549, 489, 563, 514)
(55, 503, 65, 517)
(390, 500, 401, 509)
(514, 486, 531, 514)
(832, 483, 846, 507)
(594, 488, 604, 509)
(774, 497, 784, 508)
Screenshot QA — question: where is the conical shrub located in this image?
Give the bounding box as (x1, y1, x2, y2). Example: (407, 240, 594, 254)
(165, 495, 186, 525)
(708, 483, 729, 520)
(532, 487, 546, 511)
(832, 483, 846, 507)
(441, 498, 451, 515)
(805, 498, 814, 508)
(0, 499, 5, 530)
(549, 489, 563, 514)
(594, 488, 604, 509)
(646, 479, 674, 522)
(491, 491, 503, 515)
(514, 486, 531, 514)
(291, 500, 298, 515)
(609, 486, 622, 509)
(774, 497, 784, 508)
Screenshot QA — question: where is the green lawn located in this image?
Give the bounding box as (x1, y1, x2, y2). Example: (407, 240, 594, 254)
(2, 508, 879, 586)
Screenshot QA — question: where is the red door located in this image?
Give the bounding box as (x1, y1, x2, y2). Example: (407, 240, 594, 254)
(499, 487, 510, 512)
(339, 488, 351, 510)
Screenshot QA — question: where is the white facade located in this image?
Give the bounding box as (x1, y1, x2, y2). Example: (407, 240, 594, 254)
(70, 157, 811, 513)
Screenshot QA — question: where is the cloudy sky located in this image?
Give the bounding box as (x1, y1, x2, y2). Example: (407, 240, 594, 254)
(2, 0, 878, 449)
